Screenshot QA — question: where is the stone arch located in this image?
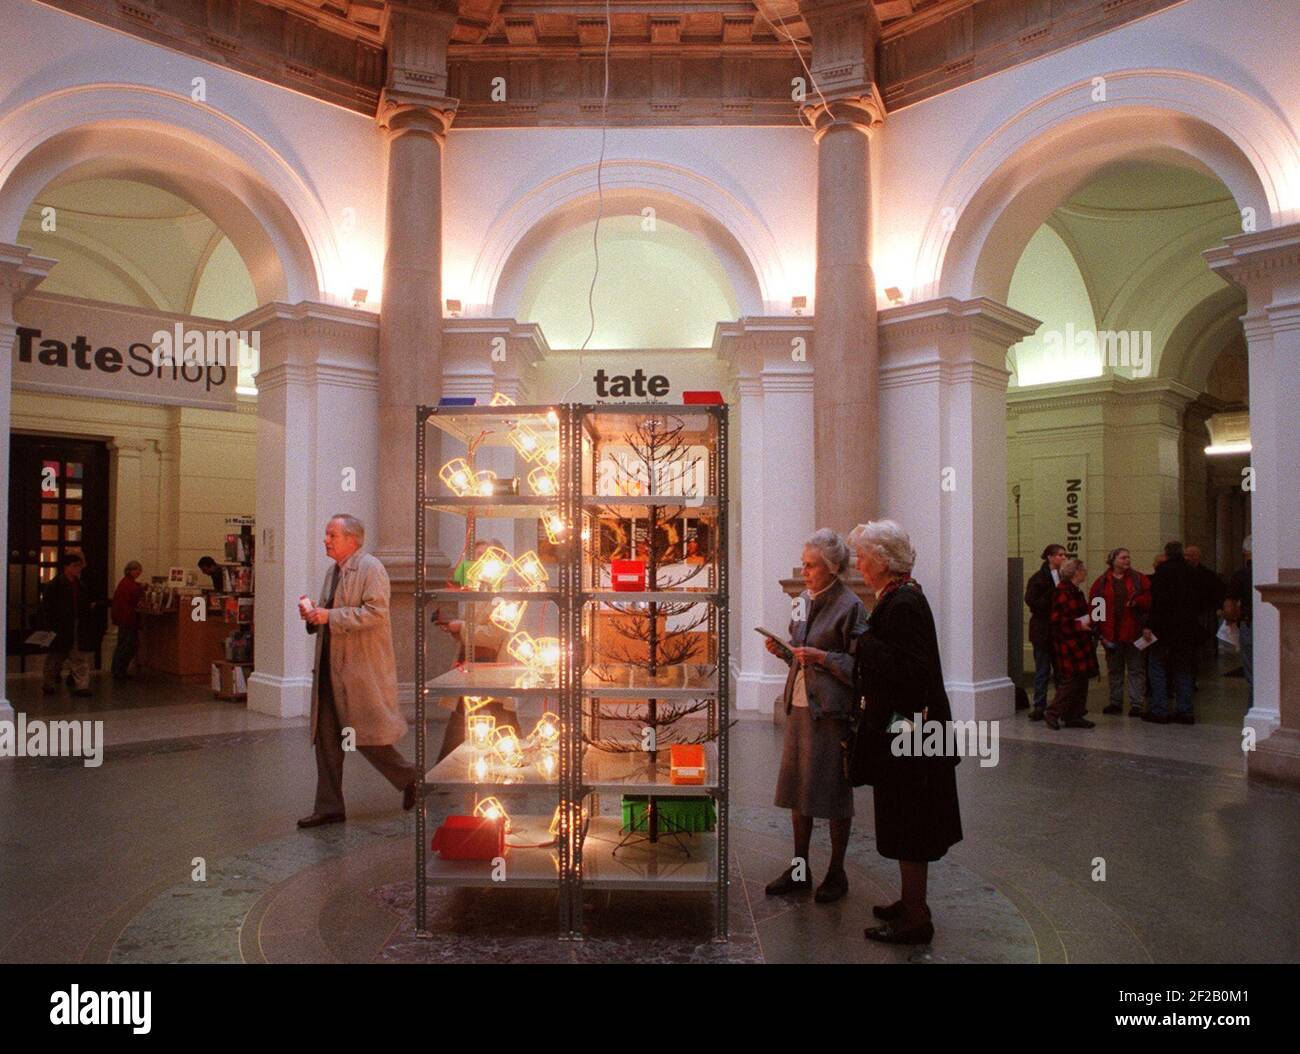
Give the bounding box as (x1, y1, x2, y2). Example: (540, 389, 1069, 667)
(0, 85, 335, 304)
(923, 70, 1298, 303)
(471, 161, 776, 319)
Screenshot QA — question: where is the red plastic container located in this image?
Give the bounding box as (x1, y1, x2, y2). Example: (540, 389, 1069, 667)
(431, 815, 505, 860)
(682, 390, 724, 405)
(611, 558, 646, 591)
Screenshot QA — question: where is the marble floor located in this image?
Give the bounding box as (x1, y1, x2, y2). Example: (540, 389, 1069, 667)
(1, 662, 1297, 964)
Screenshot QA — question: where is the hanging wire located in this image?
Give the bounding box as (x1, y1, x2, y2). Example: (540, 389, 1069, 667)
(560, 0, 613, 402)
(756, 8, 831, 136)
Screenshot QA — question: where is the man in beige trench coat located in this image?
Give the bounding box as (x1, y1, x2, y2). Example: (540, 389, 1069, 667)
(297, 514, 422, 828)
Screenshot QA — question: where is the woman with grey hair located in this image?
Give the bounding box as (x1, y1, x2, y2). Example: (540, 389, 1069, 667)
(764, 528, 868, 904)
(846, 519, 961, 945)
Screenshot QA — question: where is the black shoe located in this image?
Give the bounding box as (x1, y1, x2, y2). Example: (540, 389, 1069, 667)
(1173, 714, 1195, 726)
(65, 674, 75, 687)
(1064, 718, 1095, 729)
(765, 866, 811, 896)
(872, 900, 905, 921)
(41, 685, 58, 696)
(814, 870, 848, 904)
(864, 918, 935, 945)
(1128, 705, 1142, 717)
(1102, 704, 1122, 715)
(1142, 713, 1169, 725)
(71, 689, 92, 698)
(1044, 713, 1061, 730)
(1028, 708, 1045, 721)
(297, 812, 345, 829)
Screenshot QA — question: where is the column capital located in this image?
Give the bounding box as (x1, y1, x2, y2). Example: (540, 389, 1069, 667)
(1204, 222, 1300, 310)
(0, 243, 56, 307)
(802, 87, 885, 139)
(377, 89, 458, 139)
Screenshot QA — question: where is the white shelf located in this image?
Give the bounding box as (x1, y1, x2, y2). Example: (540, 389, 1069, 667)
(424, 495, 560, 518)
(425, 742, 560, 790)
(582, 743, 718, 795)
(425, 664, 562, 698)
(581, 590, 720, 604)
(425, 814, 561, 888)
(579, 816, 718, 890)
(582, 663, 719, 698)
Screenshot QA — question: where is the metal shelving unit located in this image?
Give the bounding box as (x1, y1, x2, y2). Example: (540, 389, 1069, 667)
(414, 401, 729, 940)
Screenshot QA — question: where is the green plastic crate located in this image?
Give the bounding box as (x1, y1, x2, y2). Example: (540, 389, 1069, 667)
(621, 795, 717, 833)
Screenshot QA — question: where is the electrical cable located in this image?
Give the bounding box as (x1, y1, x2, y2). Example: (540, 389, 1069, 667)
(560, 0, 612, 403)
(757, 8, 831, 136)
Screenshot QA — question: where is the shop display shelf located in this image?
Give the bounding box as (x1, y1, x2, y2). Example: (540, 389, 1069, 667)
(425, 742, 560, 789)
(424, 663, 564, 699)
(424, 815, 561, 888)
(581, 663, 719, 699)
(581, 743, 719, 795)
(579, 816, 718, 891)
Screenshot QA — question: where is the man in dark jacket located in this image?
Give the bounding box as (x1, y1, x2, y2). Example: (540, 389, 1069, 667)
(38, 552, 101, 697)
(1145, 541, 1200, 724)
(1024, 543, 1066, 719)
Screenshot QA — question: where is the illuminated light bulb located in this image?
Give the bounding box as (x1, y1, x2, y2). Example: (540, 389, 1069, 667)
(508, 424, 544, 462)
(440, 458, 476, 496)
(491, 727, 523, 765)
(535, 637, 561, 670)
(466, 546, 513, 590)
(543, 444, 560, 468)
(542, 513, 566, 545)
(474, 796, 511, 830)
(474, 470, 498, 497)
(531, 712, 560, 745)
(536, 749, 557, 780)
(511, 550, 549, 589)
(467, 713, 496, 747)
(546, 410, 559, 427)
(469, 753, 493, 782)
(464, 695, 495, 714)
(489, 598, 526, 633)
(507, 631, 537, 665)
(489, 392, 516, 406)
(527, 466, 557, 496)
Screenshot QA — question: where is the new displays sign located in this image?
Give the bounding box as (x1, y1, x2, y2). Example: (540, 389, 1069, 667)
(12, 293, 245, 409)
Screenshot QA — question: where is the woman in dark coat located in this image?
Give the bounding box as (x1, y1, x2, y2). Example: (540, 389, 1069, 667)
(849, 520, 962, 945)
(1047, 557, 1100, 729)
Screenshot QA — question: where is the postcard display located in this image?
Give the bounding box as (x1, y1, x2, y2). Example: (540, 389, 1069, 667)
(415, 401, 730, 940)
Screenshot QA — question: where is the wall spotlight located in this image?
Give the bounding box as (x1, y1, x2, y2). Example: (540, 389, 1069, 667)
(885, 287, 905, 305)
(445, 298, 462, 317)
(791, 295, 807, 315)
(351, 288, 368, 306)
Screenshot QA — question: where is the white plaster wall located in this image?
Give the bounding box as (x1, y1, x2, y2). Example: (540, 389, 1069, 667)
(0, 1, 387, 303)
(875, 0, 1300, 299)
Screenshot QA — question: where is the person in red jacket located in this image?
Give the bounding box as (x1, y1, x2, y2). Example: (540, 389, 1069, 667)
(1088, 548, 1152, 718)
(110, 560, 145, 679)
(1047, 558, 1099, 730)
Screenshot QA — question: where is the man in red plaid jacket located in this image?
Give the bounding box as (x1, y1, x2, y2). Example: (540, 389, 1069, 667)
(1047, 557, 1099, 729)
(1088, 548, 1152, 717)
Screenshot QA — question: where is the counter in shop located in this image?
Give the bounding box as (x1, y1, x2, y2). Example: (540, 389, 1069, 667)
(137, 605, 232, 680)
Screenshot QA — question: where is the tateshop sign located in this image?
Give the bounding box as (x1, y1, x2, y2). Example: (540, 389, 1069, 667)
(12, 293, 247, 409)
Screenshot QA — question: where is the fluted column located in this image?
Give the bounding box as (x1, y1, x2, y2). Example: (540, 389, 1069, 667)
(800, 1, 884, 532)
(1206, 224, 1300, 744)
(0, 245, 54, 723)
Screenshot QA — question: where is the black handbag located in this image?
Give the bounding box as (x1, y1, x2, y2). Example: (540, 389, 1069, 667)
(842, 694, 892, 788)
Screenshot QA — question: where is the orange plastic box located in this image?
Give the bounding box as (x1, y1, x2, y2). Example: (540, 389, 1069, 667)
(670, 743, 707, 785)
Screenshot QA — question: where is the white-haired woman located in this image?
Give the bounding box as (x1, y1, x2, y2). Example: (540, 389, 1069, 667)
(765, 528, 868, 904)
(847, 520, 962, 945)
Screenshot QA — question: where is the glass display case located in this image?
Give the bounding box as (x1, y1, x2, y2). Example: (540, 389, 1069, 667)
(415, 400, 728, 940)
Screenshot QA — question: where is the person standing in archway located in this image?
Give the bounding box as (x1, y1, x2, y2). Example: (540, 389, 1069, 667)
(1089, 549, 1151, 717)
(1025, 544, 1067, 720)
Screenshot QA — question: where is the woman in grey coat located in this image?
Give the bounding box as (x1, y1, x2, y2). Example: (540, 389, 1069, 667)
(766, 528, 868, 904)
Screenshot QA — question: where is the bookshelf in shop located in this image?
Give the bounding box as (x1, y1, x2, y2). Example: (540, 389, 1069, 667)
(414, 398, 730, 940)
(211, 515, 254, 701)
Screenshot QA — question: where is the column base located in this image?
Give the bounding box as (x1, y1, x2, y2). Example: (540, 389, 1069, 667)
(0, 698, 13, 723)
(247, 673, 312, 719)
(735, 669, 785, 719)
(946, 676, 1015, 722)
(1247, 726, 1300, 787)
(1245, 705, 1281, 741)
